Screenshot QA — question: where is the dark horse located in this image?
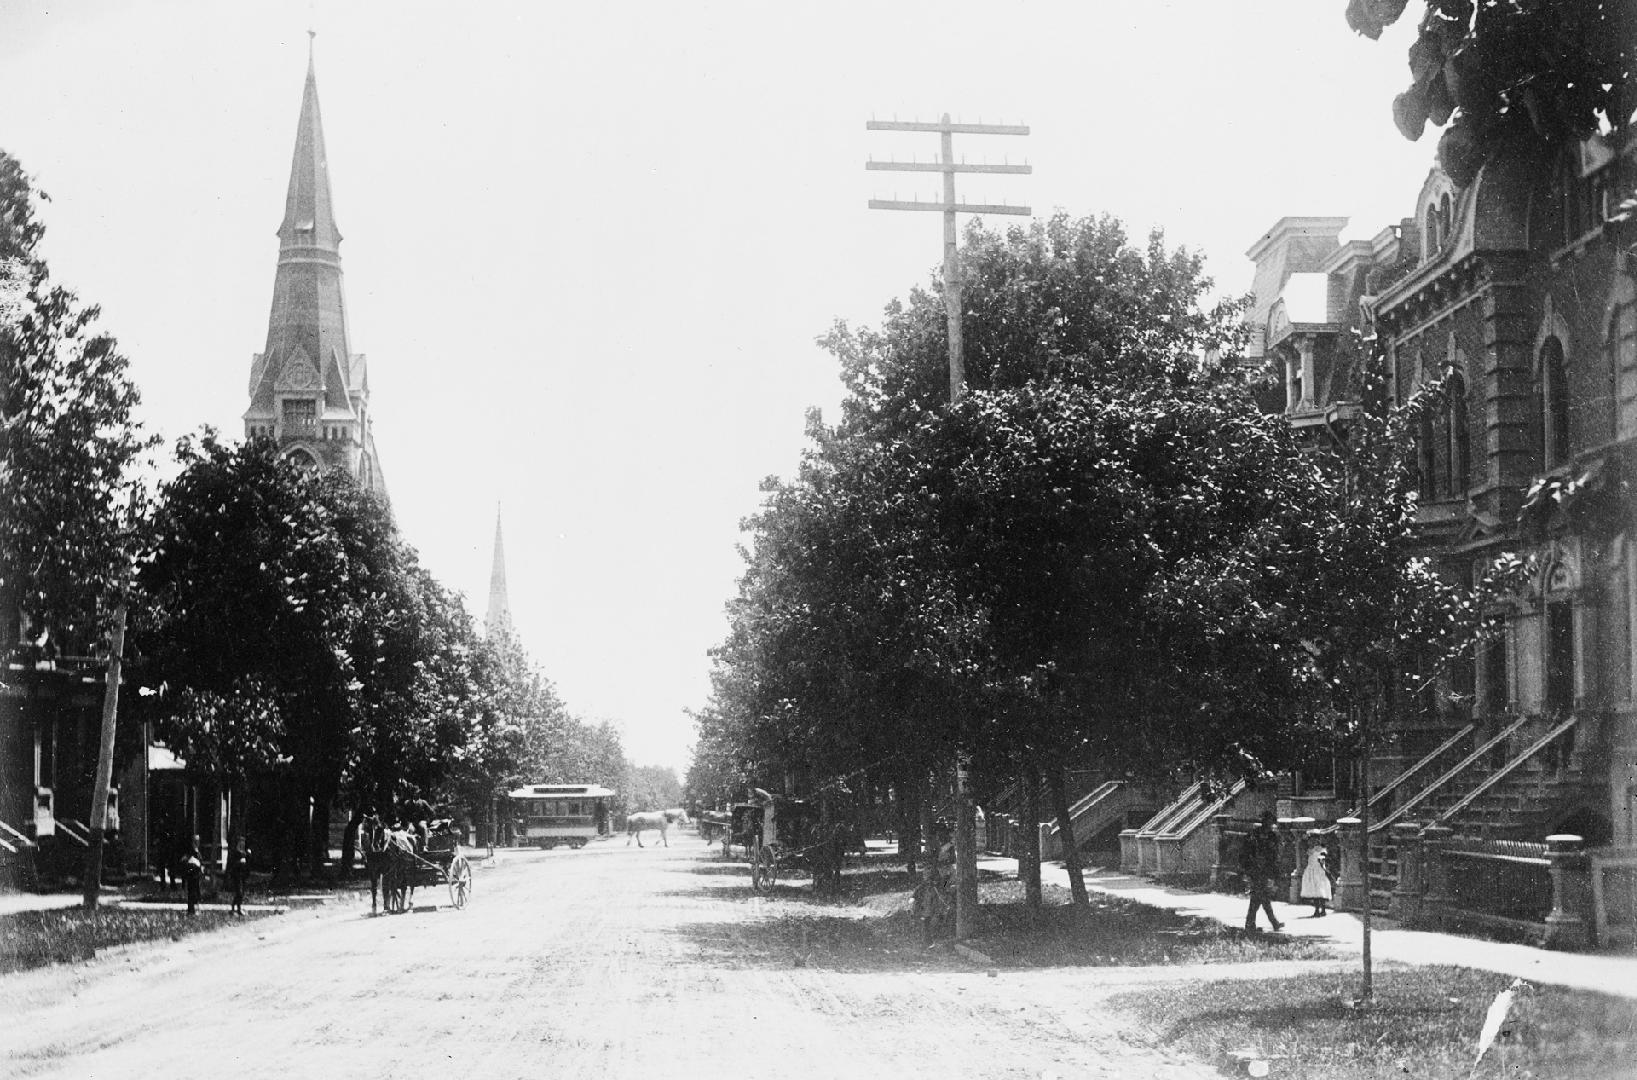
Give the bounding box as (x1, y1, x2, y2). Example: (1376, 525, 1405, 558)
(360, 813, 393, 915)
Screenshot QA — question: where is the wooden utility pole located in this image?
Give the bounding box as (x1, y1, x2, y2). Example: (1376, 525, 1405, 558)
(82, 597, 128, 910)
(866, 116, 1031, 403)
(867, 115, 1030, 939)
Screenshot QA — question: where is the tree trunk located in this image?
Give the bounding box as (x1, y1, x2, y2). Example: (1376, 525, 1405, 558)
(954, 755, 978, 940)
(340, 806, 361, 876)
(920, 770, 938, 893)
(1047, 761, 1088, 906)
(1021, 760, 1043, 913)
(895, 774, 917, 876)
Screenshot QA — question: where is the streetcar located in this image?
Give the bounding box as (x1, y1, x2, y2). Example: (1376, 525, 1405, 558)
(507, 783, 616, 849)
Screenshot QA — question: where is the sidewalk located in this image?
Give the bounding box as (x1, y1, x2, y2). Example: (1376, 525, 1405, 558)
(977, 855, 1637, 1000)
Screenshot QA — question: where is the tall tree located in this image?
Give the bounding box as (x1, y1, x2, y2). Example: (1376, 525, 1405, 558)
(1, 151, 153, 649)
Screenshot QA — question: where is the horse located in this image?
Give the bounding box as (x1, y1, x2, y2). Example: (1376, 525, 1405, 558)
(380, 827, 420, 913)
(625, 810, 673, 848)
(697, 810, 730, 846)
(360, 813, 392, 915)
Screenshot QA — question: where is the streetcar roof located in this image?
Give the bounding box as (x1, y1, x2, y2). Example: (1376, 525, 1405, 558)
(507, 784, 616, 799)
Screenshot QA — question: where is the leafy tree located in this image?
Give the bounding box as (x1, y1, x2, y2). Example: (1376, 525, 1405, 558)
(134, 434, 360, 873)
(708, 211, 1498, 912)
(1346, 0, 1634, 186)
(624, 763, 682, 813)
(1, 150, 154, 649)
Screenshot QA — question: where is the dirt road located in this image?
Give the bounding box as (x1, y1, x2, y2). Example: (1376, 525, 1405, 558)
(0, 836, 1219, 1079)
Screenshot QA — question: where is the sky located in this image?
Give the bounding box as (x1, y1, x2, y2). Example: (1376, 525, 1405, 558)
(0, 1, 1430, 774)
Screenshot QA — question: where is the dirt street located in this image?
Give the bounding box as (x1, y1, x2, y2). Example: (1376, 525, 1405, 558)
(0, 835, 1221, 1080)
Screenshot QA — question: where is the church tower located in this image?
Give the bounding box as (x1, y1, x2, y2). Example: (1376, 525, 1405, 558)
(243, 39, 385, 497)
(485, 507, 513, 637)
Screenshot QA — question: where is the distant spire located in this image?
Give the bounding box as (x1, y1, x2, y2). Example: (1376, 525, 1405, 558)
(486, 506, 512, 636)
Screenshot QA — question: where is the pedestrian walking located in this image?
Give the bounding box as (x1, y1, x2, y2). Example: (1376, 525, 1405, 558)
(1240, 811, 1284, 932)
(1300, 842, 1332, 917)
(180, 837, 204, 916)
(226, 835, 249, 915)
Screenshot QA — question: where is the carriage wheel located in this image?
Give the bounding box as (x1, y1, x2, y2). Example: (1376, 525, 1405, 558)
(448, 857, 473, 909)
(752, 846, 778, 891)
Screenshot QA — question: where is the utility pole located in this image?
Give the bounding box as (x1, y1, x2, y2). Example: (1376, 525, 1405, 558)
(867, 115, 1029, 939)
(82, 590, 129, 910)
(866, 116, 1031, 403)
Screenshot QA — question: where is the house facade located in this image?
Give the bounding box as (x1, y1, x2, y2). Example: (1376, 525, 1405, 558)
(1120, 129, 1637, 948)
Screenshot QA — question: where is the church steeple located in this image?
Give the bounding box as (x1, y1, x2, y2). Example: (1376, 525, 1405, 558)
(277, 35, 343, 255)
(244, 40, 385, 498)
(486, 507, 513, 636)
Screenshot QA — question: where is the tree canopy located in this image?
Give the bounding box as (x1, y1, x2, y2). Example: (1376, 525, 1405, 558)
(698, 212, 1489, 799)
(1347, 0, 1634, 186)
(1, 150, 154, 647)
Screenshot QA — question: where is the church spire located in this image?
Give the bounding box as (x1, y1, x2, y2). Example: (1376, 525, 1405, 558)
(486, 507, 513, 636)
(278, 33, 341, 254)
(243, 44, 385, 497)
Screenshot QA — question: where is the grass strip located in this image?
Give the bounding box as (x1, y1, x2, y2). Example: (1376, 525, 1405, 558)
(0, 906, 276, 973)
(1106, 965, 1637, 1079)
(964, 881, 1328, 967)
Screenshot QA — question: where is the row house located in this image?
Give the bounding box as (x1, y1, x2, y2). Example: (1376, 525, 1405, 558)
(1122, 128, 1637, 948)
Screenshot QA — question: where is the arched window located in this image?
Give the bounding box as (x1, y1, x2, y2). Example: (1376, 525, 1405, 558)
(1612, 278, 1637, 441)
(1417, 407, 1438, 498)
(284, 447, 319, 472)
(1424, 205, 1440, 256)
(1540, 335, 1571, 468)
(1447, 371, 1470, 497)
(1439, 193, 1454, 249)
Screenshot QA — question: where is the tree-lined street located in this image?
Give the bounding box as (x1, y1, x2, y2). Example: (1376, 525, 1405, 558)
(0, 837, 1222, 1080)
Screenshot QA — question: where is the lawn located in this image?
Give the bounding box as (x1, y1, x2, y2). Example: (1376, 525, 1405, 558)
(0, 905, 276, 973)
(962, 881, 1329, 967)
(1106, 965, 1637, 1080)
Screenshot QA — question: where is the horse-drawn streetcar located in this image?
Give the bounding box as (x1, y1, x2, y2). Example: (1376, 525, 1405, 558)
(508, 783, 615, 849)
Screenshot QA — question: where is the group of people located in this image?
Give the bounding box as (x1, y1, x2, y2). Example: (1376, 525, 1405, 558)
(174, 834, 251, 916)
(1239, 810, 1334, 932)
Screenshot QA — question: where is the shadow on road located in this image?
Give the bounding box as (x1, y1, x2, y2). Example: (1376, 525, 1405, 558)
(668, 907, 967, 973)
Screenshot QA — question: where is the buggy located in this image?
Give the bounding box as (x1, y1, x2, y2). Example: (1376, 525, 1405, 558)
(380, 820, 473, 912)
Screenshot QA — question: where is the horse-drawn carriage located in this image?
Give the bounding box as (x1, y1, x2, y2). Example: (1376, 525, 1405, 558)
(737, 795, 847, 896)
(362, 816, 473, 914)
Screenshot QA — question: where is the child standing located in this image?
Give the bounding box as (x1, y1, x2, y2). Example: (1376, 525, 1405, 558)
(180, 838, 204, 916)
(1300, 843, 1333, 917)
(226, 836, 249, 915)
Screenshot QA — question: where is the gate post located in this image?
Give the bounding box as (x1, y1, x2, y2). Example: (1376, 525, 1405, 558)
(1419, 824, 1453, 929)
(1334, 817, 1364, 912)
(1286, 817, 1314, 903)
(1209, 814, 1234, 889)
(1543, 833, 1590, 951)
(1390, 822, 1424, 925)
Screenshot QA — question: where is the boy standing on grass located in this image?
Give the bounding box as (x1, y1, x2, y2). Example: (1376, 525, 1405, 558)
(226, 836, 249, 915)
(180, 838, 203, 916)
